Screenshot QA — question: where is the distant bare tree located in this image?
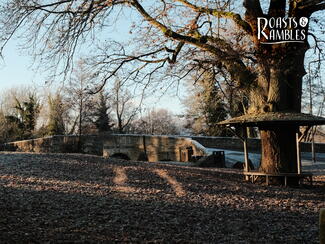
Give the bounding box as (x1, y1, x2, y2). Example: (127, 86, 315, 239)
(65, 61, 95, 136)
(110, 79, 139, 133)
(133, 108, 180, 135)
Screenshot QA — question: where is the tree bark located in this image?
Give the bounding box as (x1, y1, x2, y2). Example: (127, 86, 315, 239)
(242, 1, 312, 179)
(259, 126, 298, 174)
(255, 43, 308, 176)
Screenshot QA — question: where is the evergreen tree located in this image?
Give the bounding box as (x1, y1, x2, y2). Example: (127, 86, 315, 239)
(8, 94, 40, 139)
(94, 90, 113, 133)
(23, 95, 40, 135)
(185, 72, 228, 136)
(201, 84, 228, 136)
(0, 111, 20, 142)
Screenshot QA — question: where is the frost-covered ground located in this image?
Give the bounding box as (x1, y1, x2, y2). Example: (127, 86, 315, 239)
(0, 152, 324, 243)
(206, 148, 325, 175)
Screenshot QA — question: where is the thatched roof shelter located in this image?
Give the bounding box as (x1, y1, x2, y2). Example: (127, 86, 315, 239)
(218, 112, 325, 127)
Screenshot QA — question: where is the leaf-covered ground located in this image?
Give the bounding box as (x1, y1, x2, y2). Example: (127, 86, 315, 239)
(0, 152, 324, 243)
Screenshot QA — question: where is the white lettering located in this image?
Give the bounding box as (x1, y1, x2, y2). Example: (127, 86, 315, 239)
(269, 17, 276, 28)
(257, 17, 269, 40)
(257, 17, 308, 44)
(292, 18, 298, 28)
(300, 30, 306, 40)
(284, 29, 291, 40)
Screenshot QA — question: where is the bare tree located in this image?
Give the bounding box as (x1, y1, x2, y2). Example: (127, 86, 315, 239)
(0, 1, 324, 174)
(133, 108, 180, 135)
(65, 60, 94, 136)
(110, 79, 139, 133)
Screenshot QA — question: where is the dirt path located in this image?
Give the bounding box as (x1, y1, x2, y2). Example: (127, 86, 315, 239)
(0, 152, 324, 243)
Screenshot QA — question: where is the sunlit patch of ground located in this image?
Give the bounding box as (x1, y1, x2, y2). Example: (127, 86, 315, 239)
(112, 166, 135, 193)
(0, 152, 324, 243)
(153, 169, 186, 197)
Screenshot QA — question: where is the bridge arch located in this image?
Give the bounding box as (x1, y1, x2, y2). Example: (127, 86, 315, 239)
(110, 153, 130, 160)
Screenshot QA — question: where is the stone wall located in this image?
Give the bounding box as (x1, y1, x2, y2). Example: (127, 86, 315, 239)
(2, 134, 325, 157)
(103, 135, 207, 162)
(3, 135, 104, 155)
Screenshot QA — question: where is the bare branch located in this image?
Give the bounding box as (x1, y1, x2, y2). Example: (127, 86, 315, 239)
(173, 0, 253, 34)
(131, 0, 255, 88)
(302, 2, 325, 13)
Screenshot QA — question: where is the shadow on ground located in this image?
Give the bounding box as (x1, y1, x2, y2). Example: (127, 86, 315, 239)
(0, 152, 324, 243)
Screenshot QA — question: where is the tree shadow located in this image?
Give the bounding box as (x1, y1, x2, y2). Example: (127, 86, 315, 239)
(0, 185, 319, 243)
(0, 152, 323, 243)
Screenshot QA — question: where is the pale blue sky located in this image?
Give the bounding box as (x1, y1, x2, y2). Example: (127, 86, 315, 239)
(0, 18, 186, 114)
(0, 41, 43, 88)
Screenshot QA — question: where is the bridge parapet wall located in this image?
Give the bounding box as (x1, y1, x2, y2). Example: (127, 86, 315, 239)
(103, 135, 207, 162)
(2, 134, 325, 157)
(2, 135, 101, 155)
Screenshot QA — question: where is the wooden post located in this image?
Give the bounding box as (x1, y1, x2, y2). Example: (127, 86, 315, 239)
(226, 125, 249, 180)
(312, 135, 316, 164)
(296, 133, 301, 174)
(243, 127, 249, 181)
(320, 209, 325, 244)
(296, 126, 312, 174)
(243, 138, 249, 172)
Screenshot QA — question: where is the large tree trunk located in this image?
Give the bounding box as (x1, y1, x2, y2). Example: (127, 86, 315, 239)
(253, 43, 308, 176)
(259, 126, 298, 174)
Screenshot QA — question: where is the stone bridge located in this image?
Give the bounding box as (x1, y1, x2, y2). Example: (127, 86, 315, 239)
(2, 134, 325, 162)
(102, 134, 208, 162)
(2, 134, 210, 162)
